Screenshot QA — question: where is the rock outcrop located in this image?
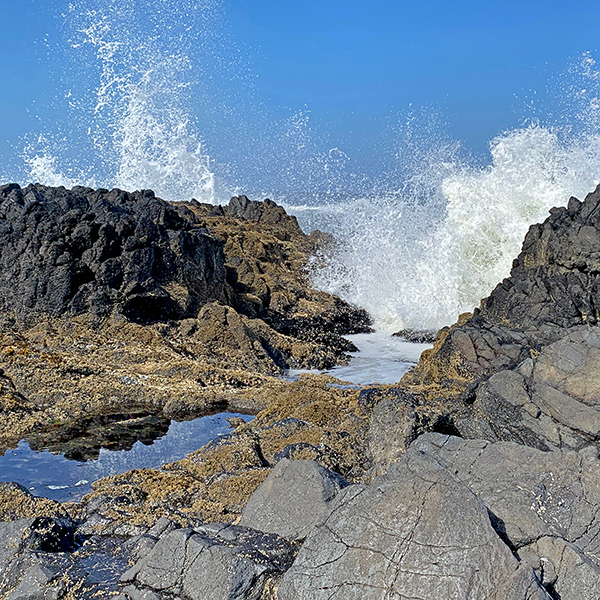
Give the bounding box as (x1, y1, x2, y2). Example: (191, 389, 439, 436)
(0, 183, 227, 323)
(411, 185, 600, 386)
(374, 184, 600, 457)
(279, 445, 550, 600)
(239, 459, 349, 541)
(5, 182, 600, 600)
(0, 185, 371, 455)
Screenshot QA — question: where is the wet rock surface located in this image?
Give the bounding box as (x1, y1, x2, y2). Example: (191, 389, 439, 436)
(120, 523, 299, 600)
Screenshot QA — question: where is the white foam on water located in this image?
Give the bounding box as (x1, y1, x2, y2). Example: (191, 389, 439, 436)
(288, 332, 432, 386)
(304, 55, 600, 331)
(9, 0, 600, 338)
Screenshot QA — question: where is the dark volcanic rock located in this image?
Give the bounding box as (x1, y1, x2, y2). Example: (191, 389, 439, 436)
(410, 184, 600, 386)
(0, 183, 226, 323)
(0, 516, 131, 599)
(392, 328, 437, 344)
(480, 192, 600, 331)
(225, 195, 302, 236)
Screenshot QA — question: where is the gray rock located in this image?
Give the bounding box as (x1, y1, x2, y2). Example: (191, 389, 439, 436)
(410, 433, 600, 599)
(519, 537, 600, 600)
(459, 326, 600, 450)
(120, 524, 298, 600)
(0, 519, 130, 600)
(278, 450, 549, 600)
(367, 389, 419, 466)
(6, 563, 65, 600)
(238, 459, 349, 540)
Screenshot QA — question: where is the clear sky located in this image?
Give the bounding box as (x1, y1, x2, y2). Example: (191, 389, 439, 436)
(226, 1, 600, 150)
(1, 0, 600, 181)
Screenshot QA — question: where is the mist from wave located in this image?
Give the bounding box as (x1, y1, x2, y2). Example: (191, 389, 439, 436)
(293, 56, 600, 331)
(6, 1, 600, 334)
(20, 0, 219, 203)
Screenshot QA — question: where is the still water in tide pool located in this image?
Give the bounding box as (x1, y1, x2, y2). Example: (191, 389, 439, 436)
(0, 335, 430, 503)
(0, 413, 253, 502)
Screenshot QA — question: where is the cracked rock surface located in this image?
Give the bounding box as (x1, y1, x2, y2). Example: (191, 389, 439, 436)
(119, 522, 299, 600)
(278, 448, 550, 600)
(239, 459, 349, 541)
(460, 326, 600, 450)
(410, 433, 600, 599)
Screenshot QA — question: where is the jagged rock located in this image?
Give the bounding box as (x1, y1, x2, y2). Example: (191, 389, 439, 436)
(225, 196, 302, 240)
(119, 524, 298, 600)
(456, 326, 600, 450)
(238, 459, 349, 540)
(410, 433, 600, 599)
(391, 328, 437, 343)
(0, 184, 227, 323)
(278, 449, 549, 600)
(408, 184, 600, 389)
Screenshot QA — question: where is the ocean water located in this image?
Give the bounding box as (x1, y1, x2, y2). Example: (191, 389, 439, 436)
(288, 332, 432, 386)
(4, 1, 600, 337)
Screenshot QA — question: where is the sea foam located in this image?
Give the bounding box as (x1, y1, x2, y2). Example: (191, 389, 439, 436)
(306, 120, 600, 331)
(10, 1, 600, 334)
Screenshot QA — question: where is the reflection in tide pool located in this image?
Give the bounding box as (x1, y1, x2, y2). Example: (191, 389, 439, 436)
(288, 332, 432, 386)
(0, 412, 253, 502)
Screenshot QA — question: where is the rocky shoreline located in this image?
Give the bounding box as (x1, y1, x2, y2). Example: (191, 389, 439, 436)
(2, 183, 600, 599)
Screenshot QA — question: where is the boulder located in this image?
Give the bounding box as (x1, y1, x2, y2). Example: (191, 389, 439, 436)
(409, 433, 600, 599)
(457, 326, 600, 450)
(119, 523, 298, 600)
(238, 459, 349, 540)
(278, 450, 549, 600)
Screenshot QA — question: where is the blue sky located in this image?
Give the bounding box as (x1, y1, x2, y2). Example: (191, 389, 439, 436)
(227, 1, 600, 148)
(1, 0, 600, 183)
